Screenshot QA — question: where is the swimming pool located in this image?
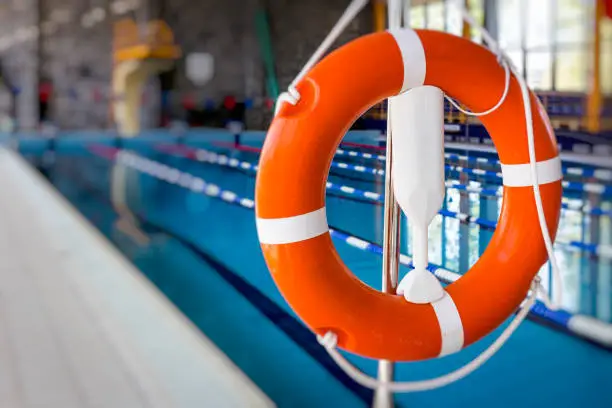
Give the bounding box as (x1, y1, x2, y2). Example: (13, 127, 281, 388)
(17, 129, 612, 407)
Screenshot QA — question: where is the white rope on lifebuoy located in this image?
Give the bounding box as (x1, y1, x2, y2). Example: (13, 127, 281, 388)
(274, 0, 369, 116)
(317, 279, 542, 392)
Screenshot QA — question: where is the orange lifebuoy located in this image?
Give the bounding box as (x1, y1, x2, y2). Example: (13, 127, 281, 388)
(255, 29, 562, 361)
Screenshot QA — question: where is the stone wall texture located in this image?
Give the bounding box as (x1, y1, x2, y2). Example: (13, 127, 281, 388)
(0, 0, 374, 130)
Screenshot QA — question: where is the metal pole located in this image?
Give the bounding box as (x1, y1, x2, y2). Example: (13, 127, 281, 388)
(372, 109, 401, 408)
(373, 3, 402, 406)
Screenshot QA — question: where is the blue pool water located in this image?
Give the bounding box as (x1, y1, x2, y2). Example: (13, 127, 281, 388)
(18, 129, 612, 407)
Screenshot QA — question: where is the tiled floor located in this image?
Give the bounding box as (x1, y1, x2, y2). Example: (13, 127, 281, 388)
(0, 148, 273, 408)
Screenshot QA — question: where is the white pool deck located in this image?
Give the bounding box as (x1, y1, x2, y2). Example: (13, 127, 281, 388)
(0, 147, 274, 408)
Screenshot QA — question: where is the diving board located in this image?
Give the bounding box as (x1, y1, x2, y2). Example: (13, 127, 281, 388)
(0, 147, 274, 408)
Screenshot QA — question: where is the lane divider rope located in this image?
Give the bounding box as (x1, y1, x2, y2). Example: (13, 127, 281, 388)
(205, 142, 612, 197)
(335, 147, 612, 183)
(330, 158, 612, 197)
(156, 143, 612, 218)
(207, 141, 612, 184)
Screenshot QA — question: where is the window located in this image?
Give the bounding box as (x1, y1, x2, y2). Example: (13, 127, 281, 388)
(468, 0, 484, 43)
(600, 13, 612, 93)
(496, 0, 600, 92)
(498, 0, 522, 49)
(436, 0, 484, 40)
(445, 1, 463, 36)
(557, 0, 588, 45)
(603, 19, 612, 42)
(526, 0, 553, 49)
(527, 52, 553, 90)
(602, 42, 612, 94)
(410, 5, 426, 29)
(427, 1, 445, 31)
(556, 49, 588, 91)
(507, 50, 524, 76)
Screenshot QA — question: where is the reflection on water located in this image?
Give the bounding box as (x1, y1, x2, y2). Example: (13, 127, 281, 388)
(414, 174, 611, 322)
(395, 179, 611, 323)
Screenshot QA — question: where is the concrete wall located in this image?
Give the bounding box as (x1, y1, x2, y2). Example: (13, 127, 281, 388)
(267, 0, 373, 91)
(0, 0, 120, 130)
(0, 0, 374, 130)
(163, 0, 372, 128)
(0, 0, 40, 130)
(162, 0, 265, 126)
(40, 1, 114, 129)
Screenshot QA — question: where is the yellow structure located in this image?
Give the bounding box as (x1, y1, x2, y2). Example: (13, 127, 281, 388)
(112, 19, 181, 137)
(461, 0, 471, 39)
(373, 0, 387, 32)
(585, 0, 604, 133)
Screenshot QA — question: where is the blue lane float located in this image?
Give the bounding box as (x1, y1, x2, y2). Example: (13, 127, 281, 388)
(336, 148, 612, 181)
(336, 147, 612, 182)
(330, 157, 612, 197)
(203, 141, 612, 197)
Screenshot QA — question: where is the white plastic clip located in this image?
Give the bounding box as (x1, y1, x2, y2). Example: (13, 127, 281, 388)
(317, 331, 338, 350)
(274, 85, 301, 116)
(391, 86, 446, 304)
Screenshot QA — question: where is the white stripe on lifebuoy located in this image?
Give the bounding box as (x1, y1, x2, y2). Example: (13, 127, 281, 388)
(500, 156, 562, 187)
(388, 29, 426, 93)
(432, 293, 465, 357)
(256, 207, 328, 245)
